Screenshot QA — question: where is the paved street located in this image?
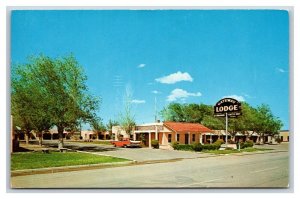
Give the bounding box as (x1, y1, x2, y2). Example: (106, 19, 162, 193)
(11, 149, 289, 188)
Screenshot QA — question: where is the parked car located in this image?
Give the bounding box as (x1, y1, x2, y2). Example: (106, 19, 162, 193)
(111, 138, 141, 148)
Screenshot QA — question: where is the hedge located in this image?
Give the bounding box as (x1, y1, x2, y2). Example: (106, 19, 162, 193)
(151, 139, 159, 149)
(237, 140, 254, 149)
(174, 144, 194, 151)
(202, 143, 221, 150)
(193, 143, 203, 152)
(171, 142, 203, 152)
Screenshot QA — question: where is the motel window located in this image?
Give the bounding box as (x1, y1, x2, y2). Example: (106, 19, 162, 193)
(177, 134, 180, 142)
(168, 134, 172, 143)
(192, 134, 195, 142)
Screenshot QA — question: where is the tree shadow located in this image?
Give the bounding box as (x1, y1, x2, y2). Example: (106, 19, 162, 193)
(14, 146, 33, 152)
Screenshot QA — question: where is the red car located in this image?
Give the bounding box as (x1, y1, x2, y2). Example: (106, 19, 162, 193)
(111, 139, 141, 148)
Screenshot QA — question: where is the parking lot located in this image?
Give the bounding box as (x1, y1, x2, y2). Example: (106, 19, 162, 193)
(95, 147, 216, 162)
(40, 140, 289, 162)
(40, 140, 213, 162)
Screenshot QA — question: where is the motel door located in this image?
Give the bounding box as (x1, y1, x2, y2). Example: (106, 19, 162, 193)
(185, 134, 189, 144)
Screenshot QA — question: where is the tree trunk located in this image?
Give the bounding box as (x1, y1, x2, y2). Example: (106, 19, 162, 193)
(25, 132, 29, 145)
(256, 136, 260, 144)
(259, 134, 264, 144)
(232, 135, 235, 143)
(38, 132, 43, 146)
(57, 125, 64, 149)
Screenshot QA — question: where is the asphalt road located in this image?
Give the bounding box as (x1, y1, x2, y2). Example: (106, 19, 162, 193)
(11, 150, 289, 188)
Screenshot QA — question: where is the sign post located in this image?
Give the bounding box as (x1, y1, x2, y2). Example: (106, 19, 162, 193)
(214, 98, 242, 147)
(225, 112, 228, 146)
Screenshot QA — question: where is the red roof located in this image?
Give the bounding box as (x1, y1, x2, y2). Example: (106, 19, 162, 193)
(164, 122, 213, 133)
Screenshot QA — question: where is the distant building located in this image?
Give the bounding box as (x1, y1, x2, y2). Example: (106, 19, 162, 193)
(81, 130, 96, 140)
(279, 130, 289, 142)
(112, 126, 128, 141)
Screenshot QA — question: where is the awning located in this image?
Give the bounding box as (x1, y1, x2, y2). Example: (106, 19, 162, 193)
(203, 133, 217, 136)
(134, 131, 153, 134)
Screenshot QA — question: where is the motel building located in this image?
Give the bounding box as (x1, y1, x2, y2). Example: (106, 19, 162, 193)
(279, 130, 289, 142)
(115, 121, 215, 149)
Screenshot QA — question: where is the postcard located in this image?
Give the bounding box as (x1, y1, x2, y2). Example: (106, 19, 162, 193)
(10, 9, 290, 189)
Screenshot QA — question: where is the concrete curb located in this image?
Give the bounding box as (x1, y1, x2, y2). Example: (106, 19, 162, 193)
(229, 150, 288, 156)
(11, 160, 137, 177)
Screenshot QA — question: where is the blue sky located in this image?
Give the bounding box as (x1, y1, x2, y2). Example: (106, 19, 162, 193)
(11, 10, 289, 130)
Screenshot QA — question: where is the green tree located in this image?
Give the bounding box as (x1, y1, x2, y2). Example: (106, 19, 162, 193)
(182, 103, 213, 123)
(91, 118, 107, 139)
(161, 103, 185, 122)
(160, 101, 283, 143)
(106, 119, 119, 139)
(12, 64, 53, 145)
(161, 103, 215, 124)
(202, 115, 225, 130)
(12, 55, 100, 148)
(227, 102, 256, 141)
(253, 104, 283, 143)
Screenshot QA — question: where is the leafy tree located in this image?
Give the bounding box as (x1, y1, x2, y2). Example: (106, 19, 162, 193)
(160, 101, 283, 143)
(11, 54, 100, 148)
(161, 103, 215, 124)
(227, 102, 256, 141)
(183, 103, 213, 123)
(161, 103, 185, 122)
(106, 119, 119, 139)
(12, 65, 53, 145)
(91, 118, 107, 139)
(253, 104, 283, 143)
(202, 115, 224, 130)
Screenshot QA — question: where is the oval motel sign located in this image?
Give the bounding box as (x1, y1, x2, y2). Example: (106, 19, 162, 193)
(214, 98, 242, 117)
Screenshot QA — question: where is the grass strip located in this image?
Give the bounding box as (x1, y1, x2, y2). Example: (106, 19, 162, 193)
(11, 151, 129, 170)
(72, 141, 112, 145)
(202, 148, 273, 155)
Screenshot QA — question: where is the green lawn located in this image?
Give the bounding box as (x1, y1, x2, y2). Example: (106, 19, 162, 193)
(73, 140, 112, 145)
(11, 151, 129, 171)
(202, 148, 273, 155)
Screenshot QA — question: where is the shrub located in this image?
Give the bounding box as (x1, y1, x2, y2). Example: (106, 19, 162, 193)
(245, 140, 254, 147)
(237, 140, 254, 149)
(214, 139, 224, 145)
(193, 143, 203, 152)
(175, 144, 194, 151)
(203, 143, 220, 150)
(172, 143, 194, 151)
(151, 139, 159, 149)
(171, 141, 179, 150)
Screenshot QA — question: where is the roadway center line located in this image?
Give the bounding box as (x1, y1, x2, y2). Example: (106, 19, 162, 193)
(250, 167, 279, 174)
